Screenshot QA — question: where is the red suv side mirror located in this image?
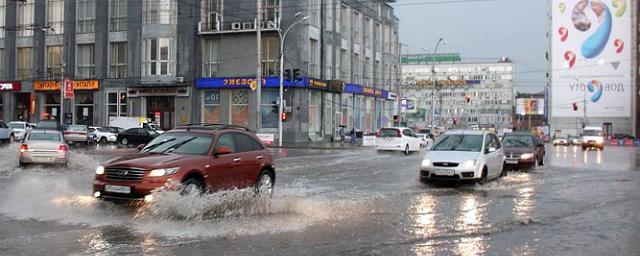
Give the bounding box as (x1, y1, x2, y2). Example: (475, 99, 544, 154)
(215, 146, 233, 155)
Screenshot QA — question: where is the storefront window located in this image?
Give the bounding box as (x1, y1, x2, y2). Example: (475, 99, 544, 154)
(364, 97, 375, 133)
(342, 94, 352, 129)
(107, 91, 127, 121)
(44, 92, 61, 120)
(375, 99, 383, 130)
(203, 90, 221, 123)
(231, 90, 249, 127)
(75, 92, 94, 125)
(309, 91, 321, 134)
(354, 96, 364, 130)
(323, 93, 333, 136)
(0, 94, 3, 119)
(261, 89, 278, 129)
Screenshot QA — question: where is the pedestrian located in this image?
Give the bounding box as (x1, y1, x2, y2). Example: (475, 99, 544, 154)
(339, 126, 345, 142)
(350, 128, 356, 144)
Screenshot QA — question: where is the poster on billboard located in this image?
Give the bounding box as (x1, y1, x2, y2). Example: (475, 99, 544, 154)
(400, 98, 417, 113)
(516, 98, 545, 115)
(551, 0, 631, 117)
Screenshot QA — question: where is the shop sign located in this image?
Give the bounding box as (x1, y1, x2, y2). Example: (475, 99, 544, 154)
(34, 81, 61, 91)
(387, 92, 397, 101)
(345, 83, 390, 98)
(256, 133, 275, 145)
(196, 76, 330, 90)
(308, 79, 328, 90)
(127, 87, 190, 97)
(327, 80, 345, 93)
(0, 81, 21, 91)
(64, 80, 74, 99)
(73, 80, 99, 90)
(204, 91, 220, 104)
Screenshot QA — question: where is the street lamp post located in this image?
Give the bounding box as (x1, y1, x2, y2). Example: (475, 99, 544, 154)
(424, 38, 445, 131)
(277, 13, 309, 146)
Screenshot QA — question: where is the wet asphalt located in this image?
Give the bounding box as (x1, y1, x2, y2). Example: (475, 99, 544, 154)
(0, 143, 639, 255)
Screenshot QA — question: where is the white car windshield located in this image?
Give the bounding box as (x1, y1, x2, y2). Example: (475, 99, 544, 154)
(431, 135, 483, 152)
(9, 123, 24, 129)
(584, 130, 602, 136)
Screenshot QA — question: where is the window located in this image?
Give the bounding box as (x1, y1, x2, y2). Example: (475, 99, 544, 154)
(77, 44, 95, 78)
(262, 0, 279, 23)
(0, 49, 4, 80)
(215, 133, 235, 152)
(47, 46, 63, 79)
(202, 90, 220, 123)
(0, 0, 6, 38)
(144, 0, 177, 25)
(110, 42, 127, 78)
(47, 0, 64, 34)
(232, 133, 262, 152)
(202, 39, 220, 77)
(262, 37, 279, 76)
(309, 0, 320, 26)
(231, 90, 249, 127)
(107, 91, 127, 120)
(364, 18, 370, 49)
(77, 0, 95, 33)
(340, 5, 348, 38)
(261, 90, 278, 129)
(325, 0, 333, 31)
(110, 0, 127, 31)
(203, 0, 222, 31)
(352, 11, 360, 44)
(75, 92, 94, 125)
(17, 0, 34, 37)
(17, 48, 32, 80)
(309, 39, 319, 77)
(143, 38, 175, 76)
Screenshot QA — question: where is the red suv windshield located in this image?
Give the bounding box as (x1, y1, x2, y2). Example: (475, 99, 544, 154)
(141, 133, 213, 155)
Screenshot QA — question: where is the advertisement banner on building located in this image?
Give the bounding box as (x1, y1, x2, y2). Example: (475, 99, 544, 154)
(64, 80, 74, 99)
(551, 0, 631, 117)
(401, 98, 417, 113)
(516, 98, 544, 115)
(0, 81, 21, 91)
(34, 81, 61, 91)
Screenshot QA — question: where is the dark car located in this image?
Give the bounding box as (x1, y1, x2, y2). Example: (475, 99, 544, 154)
(611, 133, 635, 140)
(117, 128, 159, 146)
(36, 120, 63, 131)
(93, 124, 275, 201)
(502, 133, 545, 168)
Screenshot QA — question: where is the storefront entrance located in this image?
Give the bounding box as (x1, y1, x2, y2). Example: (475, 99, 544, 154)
(14, 93, 32, 122)
(146, 96, 175, 130)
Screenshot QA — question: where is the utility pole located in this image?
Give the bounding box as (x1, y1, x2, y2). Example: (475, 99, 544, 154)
(583, 87, 587, 129)
(255, 0, 263, 132)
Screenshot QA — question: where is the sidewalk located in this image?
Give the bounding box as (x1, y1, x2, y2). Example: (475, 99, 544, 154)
(268, 140, 368, 150)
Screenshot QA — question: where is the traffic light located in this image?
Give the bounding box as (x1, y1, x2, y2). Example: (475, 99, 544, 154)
(284, 69, 292, 82)
(292, 68, 301, 82)
(281, 112, 288, 122)
(572, 102, 578, 111)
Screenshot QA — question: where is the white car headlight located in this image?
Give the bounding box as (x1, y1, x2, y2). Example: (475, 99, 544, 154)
(460, 160, 476, 169)
(95, 166, 105, 175)
(149, 167, 180, 177)
(520, 153, 534, 159)
(421, 159, 432, 168)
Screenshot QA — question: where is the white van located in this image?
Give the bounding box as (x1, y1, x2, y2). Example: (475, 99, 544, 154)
(581, 126, 604, 150)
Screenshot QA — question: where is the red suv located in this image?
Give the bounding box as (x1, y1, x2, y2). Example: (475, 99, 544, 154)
(93, 124, 275, 201)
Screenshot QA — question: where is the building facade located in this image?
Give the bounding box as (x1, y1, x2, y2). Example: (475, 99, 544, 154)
(0, 0, 401, 142)
(401, 54, 515, 131)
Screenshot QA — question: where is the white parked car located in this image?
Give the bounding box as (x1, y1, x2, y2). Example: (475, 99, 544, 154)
(8, 121, 33, 141)
(415, 133, 434, 148)
(89, 126, 118, 144)
(419, 130, 506, 184)
(375, 127, 422, 155)
(0, 121, 13, 143)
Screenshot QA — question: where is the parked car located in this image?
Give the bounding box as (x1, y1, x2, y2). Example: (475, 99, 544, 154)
(582, 127, 604, 150)
(19, 130, 69, 166)
(93, 124, 275, 201)
(568, 135, 582, 146)
(117, 128, 160, 146)
(63, 125, 92, 145)
(552, 135, 569, 146)
(611, 133, 635, 141)
(375, 127, 422, 155)
(89, 126, 118, 144)
(143, 123, 165, 134)
(104, 126, 126, 134)
(8, 121, 33, 142)
(36, 120, 63, 131)
(419, 130, 506, 184)
(0, 121, 13, 143)
(502, 133, 545, 168)
(415, 133, 434, 148)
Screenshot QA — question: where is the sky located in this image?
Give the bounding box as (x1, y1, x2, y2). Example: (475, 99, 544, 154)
(393, 0, 549, 93)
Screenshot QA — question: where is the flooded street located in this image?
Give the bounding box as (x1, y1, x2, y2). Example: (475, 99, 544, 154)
(0, 144, 639, 255)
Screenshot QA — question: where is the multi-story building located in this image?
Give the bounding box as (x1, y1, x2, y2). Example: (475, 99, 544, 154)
(401, 53, 515, 131)
(195, 0, 401, 141)
(0, 0, 401, 143)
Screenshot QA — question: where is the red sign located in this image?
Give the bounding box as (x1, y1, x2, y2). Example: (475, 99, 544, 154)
(0, 81, 21, 91)
(64, 80, 74, 99)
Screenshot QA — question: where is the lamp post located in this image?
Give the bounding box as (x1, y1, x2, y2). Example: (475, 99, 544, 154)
(277, 13, 309, 146)
(423, 38, 446, 131)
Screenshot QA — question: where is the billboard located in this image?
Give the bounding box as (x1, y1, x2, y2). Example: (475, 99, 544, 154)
(516, 98, 545, 115)
(551, 0, 631, 117)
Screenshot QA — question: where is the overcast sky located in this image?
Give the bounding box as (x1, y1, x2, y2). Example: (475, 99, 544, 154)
(393, 0, 548, 93)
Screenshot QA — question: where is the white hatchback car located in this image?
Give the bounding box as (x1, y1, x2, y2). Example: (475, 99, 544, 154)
(375, 127, 422, 155)
(419, 130, 506, 184)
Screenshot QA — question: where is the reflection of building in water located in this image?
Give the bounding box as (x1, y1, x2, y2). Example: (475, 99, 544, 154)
(513, 173, 535, 220)
(454, 194, 487, 256)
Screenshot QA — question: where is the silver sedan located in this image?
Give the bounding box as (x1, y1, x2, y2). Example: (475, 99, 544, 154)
(19, 130, 69, 166)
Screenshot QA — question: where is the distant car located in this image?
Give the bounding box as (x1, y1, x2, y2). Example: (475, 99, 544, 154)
(415, 133, 434, 148)
(19, 130, 69, 166)
(567, 135, 582, 145)
(611, 133, 635, 141)
(36, 120, 63, 131)
(117, 128, 160, 146)
(143, 123, 164, 134)
(104, 126, 126, 134)
(553, 135, 569, 146)
(63, 125, 92, 145)
(375, 127, 422, 155)
(8, 121, 33, 141)
(89, 127, 118, 144)
(502, 133, 545, 168)
(419, 130, 506, 184)
(582, 127, 604, 150)
(0, 121, 13, 143)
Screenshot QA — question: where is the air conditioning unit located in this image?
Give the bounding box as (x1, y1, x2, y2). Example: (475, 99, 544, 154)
(242, 22, 253, 30)
(175, 76, 184, 83)
(231, 22, 242, 30)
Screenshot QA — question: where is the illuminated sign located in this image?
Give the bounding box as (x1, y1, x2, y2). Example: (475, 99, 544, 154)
(0, 81, 21, 91)
(34, 80, 99, 91)
(73, 80, 99, 90)
(34, 81, 61, 91)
